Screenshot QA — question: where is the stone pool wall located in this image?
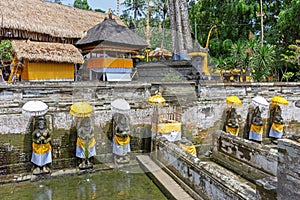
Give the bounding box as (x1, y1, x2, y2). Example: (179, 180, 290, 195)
(277, 139, 300, 199)
(211, 132, 278, 178)
(154, 136, 258, 199)
(154, 133, 300, 200)
(0, 81, 299, 175)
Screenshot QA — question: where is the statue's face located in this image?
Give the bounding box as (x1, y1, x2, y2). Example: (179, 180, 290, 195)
(83, 118, 91, 127)
(38, 121, 45, 129)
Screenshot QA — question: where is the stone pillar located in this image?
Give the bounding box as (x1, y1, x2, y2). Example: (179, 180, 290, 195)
(277, 139, 300, 199)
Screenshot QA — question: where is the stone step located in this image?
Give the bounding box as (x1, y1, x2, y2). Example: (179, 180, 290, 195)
(136, 155, 194, 200)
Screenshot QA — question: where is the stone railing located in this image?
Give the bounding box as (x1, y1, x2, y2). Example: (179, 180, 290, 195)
(277, 139, 300, 199)
(154, 136, 258, 199)
(154, 134, 300, 200)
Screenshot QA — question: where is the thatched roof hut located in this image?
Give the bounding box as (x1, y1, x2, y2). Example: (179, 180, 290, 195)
(9, 40, 83, 82)
(11, 40, 84, 64)
(1, 0, 123, 43)
(76, 17, 148, 53)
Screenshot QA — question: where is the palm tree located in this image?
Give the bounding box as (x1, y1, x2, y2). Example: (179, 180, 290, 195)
(250, 44, 276, 82)
(151, 0, 168, 49)
(122, 0, 147, 21)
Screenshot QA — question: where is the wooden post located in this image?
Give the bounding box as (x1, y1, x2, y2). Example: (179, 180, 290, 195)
(256, 0, 265, 46)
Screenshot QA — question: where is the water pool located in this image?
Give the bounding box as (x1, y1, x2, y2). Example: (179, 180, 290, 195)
(0, 167, 167, 200)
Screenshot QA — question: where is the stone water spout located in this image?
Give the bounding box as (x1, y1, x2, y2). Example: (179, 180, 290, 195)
(111, 99, 131, 165)
(31, 117, 52, 175)
(70, 101, 96, 170)
(22, 100, 52, 175)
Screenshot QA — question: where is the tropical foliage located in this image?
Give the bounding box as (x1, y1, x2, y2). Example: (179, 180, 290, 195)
(188, 0, 300, 81)
(63, 0, 299, 82)
(0, 40, 13, 69)
(58, 0, 299, 82)
(73, 0, 91, 10)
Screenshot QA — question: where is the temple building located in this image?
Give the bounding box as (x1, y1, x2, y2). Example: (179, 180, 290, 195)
(75, 12, 148, 81)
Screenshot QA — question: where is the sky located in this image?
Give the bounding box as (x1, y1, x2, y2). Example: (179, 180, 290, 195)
(62, 0, 124, 13)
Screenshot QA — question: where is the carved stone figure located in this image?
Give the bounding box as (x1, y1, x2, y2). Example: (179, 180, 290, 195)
(268, 104, 284, 139)
(112, 112, 131, 165)
(248, 106, 264, 142)
(31, 117, 52, 175)
(76, 117, 96, 169)
(223, 108, 239, 136)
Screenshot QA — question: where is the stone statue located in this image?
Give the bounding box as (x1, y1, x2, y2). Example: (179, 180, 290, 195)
(248, 106, 264, 142)
(31, 117, 52, 175)
(112, 112, 131, 165)
(223, 108, 239, 136)
(76, 117, 96, 169)
(268, 104, 284, 139)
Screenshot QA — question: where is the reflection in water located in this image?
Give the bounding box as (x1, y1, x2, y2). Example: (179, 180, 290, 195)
(0, 168, 167, 200)
(77, 179, 96, 200)
(113, 174, 131, 197)
(33, 185, 52, 200)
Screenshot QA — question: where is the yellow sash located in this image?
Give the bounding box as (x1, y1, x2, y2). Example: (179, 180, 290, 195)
(271, 123, 283, 132)
(250, 124, 263, 134)
(32, 142, 51, 154)
(77, 137, 96, 149)
(225, 125, 239, 136)
(179, 144, 197, 155)
(114, 135, 130, 146)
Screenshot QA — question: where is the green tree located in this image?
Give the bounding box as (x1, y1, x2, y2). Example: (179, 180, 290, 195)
(189, 0, 300, 81)
(189, 0, 260, 59)
(74, 0, 91, 10)
(94, 9, 105, 13)
(281, 43, 300, 81)
(282, 72, 294, 82)
(0, 40, 13, 69)
(120, 0, 172, 51)
(122, 0, 147, 21)
(250, 44, 276, 82)
(275, 0, 300, 47)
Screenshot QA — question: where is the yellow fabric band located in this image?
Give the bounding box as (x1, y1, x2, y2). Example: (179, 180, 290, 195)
(250, 124, 263, 134)
(114, 135, 130, 146)
(77, 137, 96, 149)
(225, 125, 239, 136)
(32, 142, 51, 154)
(271, 123, 283, 132)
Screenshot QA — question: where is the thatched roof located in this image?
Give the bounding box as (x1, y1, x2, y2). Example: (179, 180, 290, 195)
(11, 40, 84, 64)
(76, 18, 148, 51)
(1, 0, 124, 41)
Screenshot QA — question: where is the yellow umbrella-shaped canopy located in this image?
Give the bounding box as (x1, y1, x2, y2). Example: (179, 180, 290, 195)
(270, 96, 289, 106)
(70, 102, 93, 117)
(148, 94, 166, 105)
(226, 96, 242, 107)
